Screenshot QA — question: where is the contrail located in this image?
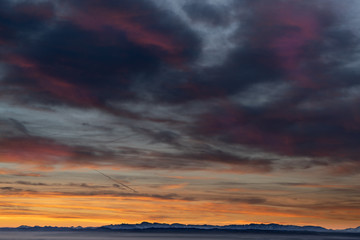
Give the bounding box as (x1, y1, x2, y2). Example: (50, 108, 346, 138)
(93, 169, 137, 193)
(9, 118, 30, 136)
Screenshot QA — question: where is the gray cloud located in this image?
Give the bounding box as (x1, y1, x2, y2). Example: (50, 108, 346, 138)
(1, 0, 360, 177)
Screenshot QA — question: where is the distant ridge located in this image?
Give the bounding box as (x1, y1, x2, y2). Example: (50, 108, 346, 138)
(1, 222, 359, 233)
(344, 226, 360, 232)
(101, 222, 328, 232)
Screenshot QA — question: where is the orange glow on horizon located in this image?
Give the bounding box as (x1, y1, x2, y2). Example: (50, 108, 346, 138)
(0, 190, 359, 230)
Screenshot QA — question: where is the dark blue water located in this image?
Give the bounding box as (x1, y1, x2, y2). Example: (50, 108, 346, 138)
(0, 231, 358, 240)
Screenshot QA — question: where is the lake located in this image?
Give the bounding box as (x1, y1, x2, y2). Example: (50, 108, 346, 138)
(0, 231, 358, 240)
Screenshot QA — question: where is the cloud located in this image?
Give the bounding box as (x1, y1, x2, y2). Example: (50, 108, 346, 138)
(1, 0, 201, 112)
(0, 118, 30, 137)
(0, 1, 55, 46)
(1, 0, 360, 178)
(182, 0, 360, 174)
(0, 168, 43, 177)
(183, 1, 231, 27)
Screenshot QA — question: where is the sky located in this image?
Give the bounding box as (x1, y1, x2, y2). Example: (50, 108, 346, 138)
(0, 0, 360, 229)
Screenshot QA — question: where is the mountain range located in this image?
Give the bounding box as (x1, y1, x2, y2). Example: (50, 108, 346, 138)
(3, 222, 358, 233)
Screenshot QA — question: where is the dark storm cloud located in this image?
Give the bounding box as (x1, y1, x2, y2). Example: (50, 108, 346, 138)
(1, 0, 360, 175)
(0, 1, 54, 46)
(153, 48, 282, 103)
(185, 0, 360, 173)
(193, 99, 360, 160)
(1, 0, 201, 109)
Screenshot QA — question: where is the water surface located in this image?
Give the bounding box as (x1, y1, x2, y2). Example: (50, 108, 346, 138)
(0, 231, 358, 240)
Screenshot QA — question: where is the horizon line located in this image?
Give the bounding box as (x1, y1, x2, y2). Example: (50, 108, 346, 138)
(4, 222, 358, 231)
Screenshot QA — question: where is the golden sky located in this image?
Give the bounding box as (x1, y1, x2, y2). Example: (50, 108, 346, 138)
(0, 166, 359, 229)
